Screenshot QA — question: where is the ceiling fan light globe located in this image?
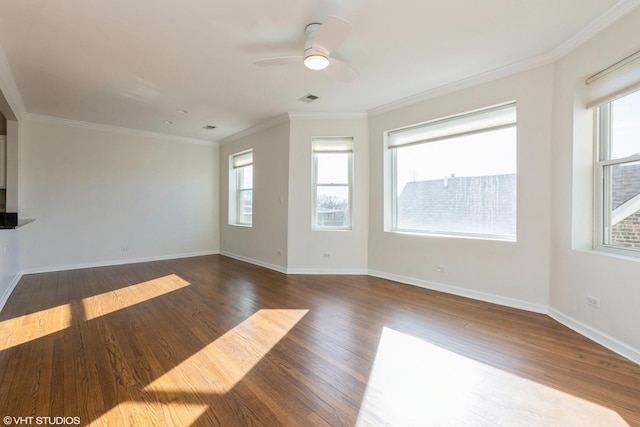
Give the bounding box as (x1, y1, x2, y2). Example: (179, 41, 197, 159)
(304, 54, 330, 70)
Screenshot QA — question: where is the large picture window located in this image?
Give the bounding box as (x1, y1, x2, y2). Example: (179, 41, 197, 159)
(595, 89, 640, 255)
(312, 137, 353, 230)
(387, 103, 517, 240)
(229, 150, 253, 226)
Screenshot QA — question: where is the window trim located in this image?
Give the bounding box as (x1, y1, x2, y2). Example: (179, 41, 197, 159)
(311, 138, 353, 231)
(386, 102, 517, 241)
(229, 150, 253, 227)
(593, 101, 640, 257)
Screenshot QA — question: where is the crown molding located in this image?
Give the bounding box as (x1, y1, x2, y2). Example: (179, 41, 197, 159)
(219, 112, 368, 146)
(368, 53, 555, 117)
(219, 113, 290, 146)
(369, 0, 640, 118)
(550, 0, 640, 59)
(24, 113, 217, 146)
(0, 44, 26, 121)
(287, 111, 368, 120)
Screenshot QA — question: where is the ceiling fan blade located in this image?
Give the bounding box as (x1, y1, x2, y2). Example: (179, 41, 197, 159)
(253, 56, 302, 67)
(313, 16, 352, 54)
(323, 58, 359, 82)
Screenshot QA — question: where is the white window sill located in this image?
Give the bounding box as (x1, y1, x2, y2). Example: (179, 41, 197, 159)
(575, 247, 640, 262)
(386, 229, 516, 243)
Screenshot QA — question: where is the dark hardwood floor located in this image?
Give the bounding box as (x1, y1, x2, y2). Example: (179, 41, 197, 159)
(1, 254, 639, 426)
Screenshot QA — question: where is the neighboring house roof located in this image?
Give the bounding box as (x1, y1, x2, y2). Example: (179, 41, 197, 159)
(612, 163, 640, 209)
(397, 174, 516, 236)
(612, 163, 640, 225)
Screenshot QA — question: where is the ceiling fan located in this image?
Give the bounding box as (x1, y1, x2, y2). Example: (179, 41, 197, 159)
(253, 16, 359, 82)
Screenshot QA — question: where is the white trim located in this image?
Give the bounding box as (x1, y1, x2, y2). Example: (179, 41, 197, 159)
(367, 269, 549, 314)
(219, 251, 288, 274)
(288, 112, 368, 120)
(548, 307, 640, 365)
(368, 0, 640, 118)
(287, 268, 368, 275)
(219, 114, 289, 146)
(24, 114, 217, 147)
(21, 250, 219, 275)
(312, 149, 353, 230)
(612, 193, 640, 225)
(368, 55, 554, 117)
(0, 272, 23, 313)
(369, 267, 640, 365)
(574, 247, 640, 263)
(5, 251, 640, 366)
(219, 251, 368, 275)
(550, 0, 640, 59)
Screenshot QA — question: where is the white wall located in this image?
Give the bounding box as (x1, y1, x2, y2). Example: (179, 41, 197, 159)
(368, 65, 554, 311)
(287, 116, 369, 273)
(1, 6, 639, 364)
(219, 120, 290, 271)
(550, 8, 640, 354)
(18, 119, 219, 271)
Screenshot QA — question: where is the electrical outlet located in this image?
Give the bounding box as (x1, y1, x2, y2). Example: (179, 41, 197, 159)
(435, 265, 446, 273)
(322, 252, 331, 258)
(121, 246, 129, 253)
(586, 295, 601, 308)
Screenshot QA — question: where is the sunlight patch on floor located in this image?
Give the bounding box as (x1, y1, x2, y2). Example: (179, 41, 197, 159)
(0, 274, 190, 351)
(82, 274, 190, 320)
(0, 303, 72, 351)
(145, 309, 308, 394)
(356, 327, 629, 426)
(88, 400, 208, 427)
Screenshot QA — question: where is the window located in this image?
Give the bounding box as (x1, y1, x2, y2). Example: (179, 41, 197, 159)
(387, 102, 517, 240)
(229, 150, 253, 226)
(312, 137, 353, 229)
(587, 50, 640, 257)
(594, 89, 640, 255)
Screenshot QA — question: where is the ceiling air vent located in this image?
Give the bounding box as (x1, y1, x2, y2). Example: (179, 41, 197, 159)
(202, 125, 217, 130)
(298, 94, 320, 103)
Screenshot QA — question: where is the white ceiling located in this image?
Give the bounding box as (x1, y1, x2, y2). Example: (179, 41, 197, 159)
(0, 0, 634, 142)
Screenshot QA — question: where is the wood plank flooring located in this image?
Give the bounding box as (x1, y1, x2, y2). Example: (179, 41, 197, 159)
(1, 254, 639, 426)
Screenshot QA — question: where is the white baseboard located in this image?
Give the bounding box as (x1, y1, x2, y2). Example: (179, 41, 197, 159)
(219, 251, 288, 274)
(6, 251, 640, 366)
(0, 272, 23, 313)
(287, 268, 369, 275)
(219, 251, 368, 275)
(21, 250, 219, 275)
(548, 307, 640, 365)
(368, 269, 549, 314)
(369, 269, 640, 365)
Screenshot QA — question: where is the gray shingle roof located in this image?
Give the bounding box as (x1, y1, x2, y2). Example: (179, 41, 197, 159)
(612, 163, 640, 209)
(397, 174, 516, 236)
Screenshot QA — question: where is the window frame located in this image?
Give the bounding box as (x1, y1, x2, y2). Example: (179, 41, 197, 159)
(386, 102, 517, 241)
(229, 150, 253, 227)
(311, 138, 353, 231)
(593, 99, 640, 257)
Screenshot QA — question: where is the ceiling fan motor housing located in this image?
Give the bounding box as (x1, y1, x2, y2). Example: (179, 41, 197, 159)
(304, 23, 329, 60)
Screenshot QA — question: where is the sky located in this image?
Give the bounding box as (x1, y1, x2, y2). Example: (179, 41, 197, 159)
(611, 88, 640, 159)
(395, 127, 517, 194)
